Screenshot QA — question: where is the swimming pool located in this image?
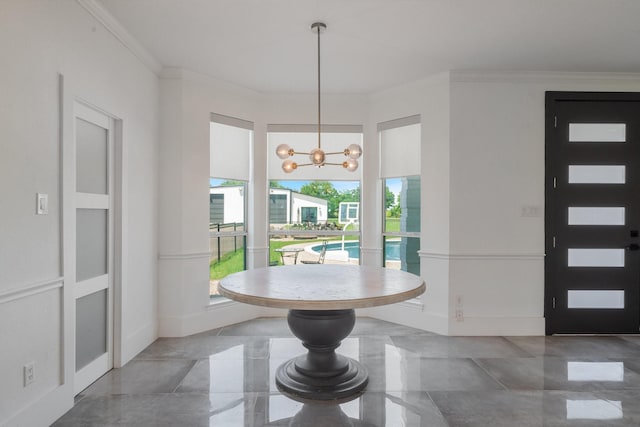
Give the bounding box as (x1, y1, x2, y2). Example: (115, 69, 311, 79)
(311, 240, 401, 260)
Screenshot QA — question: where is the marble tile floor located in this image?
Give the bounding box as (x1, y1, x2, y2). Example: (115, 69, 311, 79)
(54, 317, 640, 426)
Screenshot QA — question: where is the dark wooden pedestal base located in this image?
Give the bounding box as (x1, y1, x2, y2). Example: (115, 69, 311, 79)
(275, 309, 368, 400)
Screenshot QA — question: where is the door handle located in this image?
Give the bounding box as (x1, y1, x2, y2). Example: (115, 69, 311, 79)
(626, 243, 640, 251)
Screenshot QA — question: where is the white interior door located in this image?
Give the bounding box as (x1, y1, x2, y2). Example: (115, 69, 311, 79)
(73, 103, 114, 393)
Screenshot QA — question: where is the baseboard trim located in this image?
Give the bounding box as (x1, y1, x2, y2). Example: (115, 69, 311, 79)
(120, 321, 157, 366)
(4, 383, 73, 427)
(363, 305, 450, 335)
(158, 302, 263, 337)
(448, 315, 545, 336)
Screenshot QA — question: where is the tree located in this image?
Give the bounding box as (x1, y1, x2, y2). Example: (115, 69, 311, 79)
(219, 180, 245, 187)
(269, 181, 286, 189)
(340, 187, 360, 203)
(385, 186, 396, 209)
(388, 194, 401, 218)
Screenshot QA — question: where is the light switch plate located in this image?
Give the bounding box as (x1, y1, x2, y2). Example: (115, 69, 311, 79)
(36, 193, 48, 215)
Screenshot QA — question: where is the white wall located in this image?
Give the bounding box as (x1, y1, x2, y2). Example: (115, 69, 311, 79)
(158, 73, 369, 335)
(9, 2, 640, 425)
(365, 73, 452, 334)
(0, 1, 159, 425)
(158, 69, 265, 336)
(446, 71, 640, 335)
(366, 70, 640, 336)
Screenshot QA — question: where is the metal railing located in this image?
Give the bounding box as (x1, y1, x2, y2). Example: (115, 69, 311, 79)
(209, 222, 246, 264)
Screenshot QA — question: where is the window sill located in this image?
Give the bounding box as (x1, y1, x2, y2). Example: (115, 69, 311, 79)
(207, 296, 236, 309)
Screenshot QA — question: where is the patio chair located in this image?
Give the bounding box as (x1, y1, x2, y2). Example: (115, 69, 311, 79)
(301, 240, 327, 264)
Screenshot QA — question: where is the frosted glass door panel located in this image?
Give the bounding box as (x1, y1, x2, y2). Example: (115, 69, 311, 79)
(76, 289, 107, 370)
(568, 207, 625, 225)
(569, 123, 626, 142)
(567, 249, 624, 267)
(76, 118, 108, 194)
(568, 166, 626, 184)
(567, 290, 625, 309)
(76, 209, 108, 281)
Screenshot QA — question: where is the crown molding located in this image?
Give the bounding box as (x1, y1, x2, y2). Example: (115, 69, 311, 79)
(76, 0, 163, 75)
(450, 70, 640, 84)
(159, 67, 185, 79)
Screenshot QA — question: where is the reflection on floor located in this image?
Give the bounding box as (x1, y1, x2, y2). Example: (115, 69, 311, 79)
(54, 317, 640, 426)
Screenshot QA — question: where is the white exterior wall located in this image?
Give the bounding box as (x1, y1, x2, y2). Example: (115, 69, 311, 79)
(210, 186, 245, 224)
(0, 1, 159, 425)
(291, 193, 328, 223)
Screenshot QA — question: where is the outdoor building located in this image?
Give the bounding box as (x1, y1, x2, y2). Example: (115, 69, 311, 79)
(269, 188, 327, 226)
(209, 185, 245, 225)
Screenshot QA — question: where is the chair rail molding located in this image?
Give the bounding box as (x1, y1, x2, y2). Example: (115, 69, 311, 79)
(0, 277, 64, 305)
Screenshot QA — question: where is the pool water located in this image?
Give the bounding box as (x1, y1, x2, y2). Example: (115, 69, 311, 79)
(312, 240, 400, 260)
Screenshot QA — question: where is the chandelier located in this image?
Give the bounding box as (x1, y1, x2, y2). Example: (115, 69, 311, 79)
(275, 22, 363, 173)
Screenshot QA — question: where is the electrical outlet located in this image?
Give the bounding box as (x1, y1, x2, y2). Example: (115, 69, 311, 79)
(455, 309, 464, 322)
(24, 362, 35, 387)
(36, 193, 48, 215)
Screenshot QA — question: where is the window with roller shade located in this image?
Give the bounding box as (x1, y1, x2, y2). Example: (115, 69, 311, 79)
(209, 113, 251, 298)
(380, 115, 421, 276)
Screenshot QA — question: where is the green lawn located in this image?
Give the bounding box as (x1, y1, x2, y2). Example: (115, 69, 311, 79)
(210, 235, 361, 280)
(210, 249, 245, 280)
(385, 217, 400, 232)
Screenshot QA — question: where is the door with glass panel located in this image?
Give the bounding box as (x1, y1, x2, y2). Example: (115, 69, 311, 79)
(546, 92, 640, 334)
(74, 103, 114, 392)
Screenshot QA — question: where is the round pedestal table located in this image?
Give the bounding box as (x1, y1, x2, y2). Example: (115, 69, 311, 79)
(219, 264, 425, 400)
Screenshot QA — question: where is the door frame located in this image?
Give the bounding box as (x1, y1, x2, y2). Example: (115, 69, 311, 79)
(61, 74, 123, 394)
(545, 90, 640, 334)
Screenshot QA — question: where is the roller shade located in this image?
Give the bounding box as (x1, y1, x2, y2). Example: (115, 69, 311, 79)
(210, 114, 252, 181)
(379, 115, 420, 178)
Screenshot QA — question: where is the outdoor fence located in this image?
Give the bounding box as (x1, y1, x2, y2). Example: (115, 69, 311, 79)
(209, 222, 246, 264)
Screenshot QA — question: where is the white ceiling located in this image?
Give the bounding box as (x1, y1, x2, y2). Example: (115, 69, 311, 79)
(98, 0, 640, 94)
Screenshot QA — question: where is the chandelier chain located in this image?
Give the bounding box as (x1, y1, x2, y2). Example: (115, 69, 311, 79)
(317, 23, 321, 150)
(274, 21, 362, 173)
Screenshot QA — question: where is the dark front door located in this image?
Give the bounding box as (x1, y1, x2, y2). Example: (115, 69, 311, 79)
(546, 92, 640, 334)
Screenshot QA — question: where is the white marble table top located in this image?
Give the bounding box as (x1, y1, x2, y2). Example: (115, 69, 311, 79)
(219, 264, 425, 310)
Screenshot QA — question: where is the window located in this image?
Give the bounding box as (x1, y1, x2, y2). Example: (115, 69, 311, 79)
(267, 124, 363, 266)
(209, 114, 252, 298)
(268, 180, 360, 266)
(379, 116, 421, 276)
